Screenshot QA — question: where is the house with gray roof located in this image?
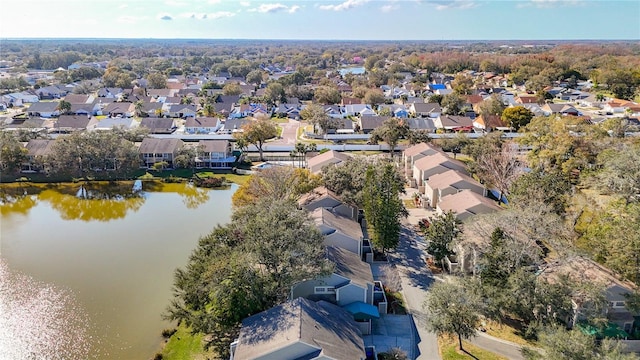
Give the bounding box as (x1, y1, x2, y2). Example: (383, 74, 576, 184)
(102, 102, 134, 118)
(412, 152, 468, 188)
(437, 189, 501, 221)
(291, 246, 375, 307)
(298, 186, 358, 221)
(230, 297, 366, 360)
(402, 142, 444, 180)
(52, 115, 97, 133)
(184, 117, 221, 134)
(307, 150, 350, 174)
(27, 101, 60, 118)
(311, 207, 366, 258)
(434, 115, 474, 131)
(139, 118, 176, 134)
(168, 104, 197, 118)
(138, 138, 183, 169)
(22, 139, 56, 173)
(410, 102, 441, 118)
(194, 140, 235, 169)
(359, 115, 389, 134)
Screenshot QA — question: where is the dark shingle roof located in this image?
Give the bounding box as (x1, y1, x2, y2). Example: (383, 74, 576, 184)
(138, 138, 183, 154)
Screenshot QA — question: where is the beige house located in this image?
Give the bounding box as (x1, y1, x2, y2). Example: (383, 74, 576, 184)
(138, 138, 183, 169)
(21, 139, 56, 173)
(402, 142, 443, 181)
(437, 189, 501, 221)
(425, 169, 485, 208)
(307, 150, 350, 174)
(412, 152, 468, 188)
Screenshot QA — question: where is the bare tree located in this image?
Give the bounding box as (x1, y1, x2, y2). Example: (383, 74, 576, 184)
(474, 141, 523, 200)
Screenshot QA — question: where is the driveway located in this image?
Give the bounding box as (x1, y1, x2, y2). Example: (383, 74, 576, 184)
(270, 118, 300, 145)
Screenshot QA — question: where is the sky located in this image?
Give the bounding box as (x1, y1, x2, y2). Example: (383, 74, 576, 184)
(1, 0, 639, 40)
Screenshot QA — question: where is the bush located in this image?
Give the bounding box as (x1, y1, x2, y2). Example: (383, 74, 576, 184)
(196, 177, 225, 188)
(161, 328, 177, 338)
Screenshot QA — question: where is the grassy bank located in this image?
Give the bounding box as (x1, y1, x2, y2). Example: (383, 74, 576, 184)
(159, 325, 215, 360)
(439, 335, 508, 360)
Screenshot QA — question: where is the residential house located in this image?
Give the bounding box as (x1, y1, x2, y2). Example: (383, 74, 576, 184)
(402, 142, 443, 180)
(412, 152, 468, 188)
(22, 139, 56, 173)
(406, 118, 436, 133)
(291, 246, 375, 307)
(229, 297, 366, 360)
(70, 101, 101, 116)
(138, 138, 183, 169)
(410, 103, 441, 118)
(275, 103, 302, 119)
(539, 256, 638, 335)
(141, 101, 164, 117)
(436, 189, 501, 221)
(220, 118, 251, 134)
(298, 186, 358, 221)
(327, 118, 354, 134)
(434, 115, 474, 131)
(378, 104, 408, 118)
(139, 118, 176, 134)
(147, 89, 179, 98)
(473, 114, 509, 132)
(184, 117, 221, 134)
(193, 140, 235, 169)
(515, 95, 538, 104)
(63, 94, 94, 104)
(307, 150, 350, 174)
(603, 99, 640, 114)
(520, 103, 546, 117)
(5, 92, 39, 104)
(311, 207, 366, 258)
(168, 104, 197, 118)
(102, 102, 135, 118)
(344, 104, 375, 117)
(359, 115, 389, 134)
(90, 117, 134, 131)
(52, 115, 97, 133)
(424, 170, 486, 208)
(323, 104, 345, 119)
(542, 103, 580, 116)
(35, 85, 67, 99)
(96, 87, 123, 98)
(27, 101, 60, 118)
(342, 97, 362, 106)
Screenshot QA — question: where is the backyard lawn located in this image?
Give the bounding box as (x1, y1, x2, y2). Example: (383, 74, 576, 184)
(160, 325, 214, 360)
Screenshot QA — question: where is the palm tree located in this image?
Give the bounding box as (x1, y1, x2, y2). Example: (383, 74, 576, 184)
(202, 103, 216, 117)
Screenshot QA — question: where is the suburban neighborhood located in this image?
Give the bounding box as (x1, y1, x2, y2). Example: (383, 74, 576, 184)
(1, 37, 640, 360)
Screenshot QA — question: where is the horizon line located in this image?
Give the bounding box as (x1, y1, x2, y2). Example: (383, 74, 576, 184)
(2, 37, 637, 42)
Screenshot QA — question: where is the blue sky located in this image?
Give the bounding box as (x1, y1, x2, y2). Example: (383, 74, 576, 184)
(2, 0, 638, 40)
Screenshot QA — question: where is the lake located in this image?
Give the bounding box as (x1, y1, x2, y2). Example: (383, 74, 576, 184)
(0, 181, 236, 360)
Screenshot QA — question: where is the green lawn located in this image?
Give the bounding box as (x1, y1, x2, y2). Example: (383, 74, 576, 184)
(439, 335, 508, 360)
(160, 325, 214, 360)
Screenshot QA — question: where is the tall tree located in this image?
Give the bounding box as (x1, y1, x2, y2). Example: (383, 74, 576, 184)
(502, 106, 533, 131)
(423, 281, 480, 351)
(300, 103, 334, 134)
(56, 100, 71, 115)
(232, 166, 321, 208)
(0, 131, 28, 175)
(146, 72, 167, 89)
(235, 116, 278, 161)
(222, 83, 243, 96)
(425, 211, 462, 269)
(370, 117, 409, 158)
(441, 92, 467, 115)
(363, 164, 407, 254)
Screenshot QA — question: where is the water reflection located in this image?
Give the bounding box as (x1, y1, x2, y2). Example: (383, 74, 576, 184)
(0, 259, 91, 360)
(145, 182, 214, 209)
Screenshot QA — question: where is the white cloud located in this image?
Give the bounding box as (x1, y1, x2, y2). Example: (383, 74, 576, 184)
(319, 0, 369, 11)
(159, 14, 173, 20)
(431, 0, 477, 10)
(380, 4, 396, 12)
(248, 3, 301, 13)
(240, 1, 251, 6)
(208, 0, 221, 3)
(118, 4, 128, 9)
(180, 11, 235, 19)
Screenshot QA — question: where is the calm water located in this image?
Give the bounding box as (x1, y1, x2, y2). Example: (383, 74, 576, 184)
(0, 181, 236, 360)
